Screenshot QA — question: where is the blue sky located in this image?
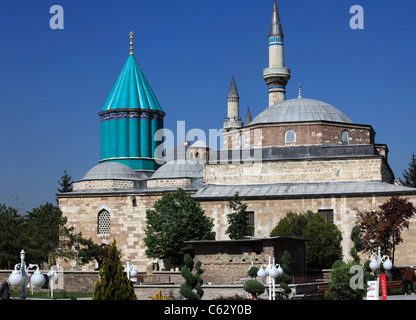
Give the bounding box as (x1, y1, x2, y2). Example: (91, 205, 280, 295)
(0, 0, 415, 213)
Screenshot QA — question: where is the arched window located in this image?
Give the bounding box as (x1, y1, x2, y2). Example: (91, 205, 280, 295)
(285, 129, 296, 144)
(97, 210, 111, 235)
(239, 134, 245, 148)
(341, 130, 349, 145)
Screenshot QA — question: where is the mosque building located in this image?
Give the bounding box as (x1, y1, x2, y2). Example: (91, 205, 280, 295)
(58, 1, 416, 271)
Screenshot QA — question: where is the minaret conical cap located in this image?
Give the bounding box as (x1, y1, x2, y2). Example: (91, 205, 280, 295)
(269, 0, 283, 37)
(245, 106, 252, 125)
(228, 76, 239, 98)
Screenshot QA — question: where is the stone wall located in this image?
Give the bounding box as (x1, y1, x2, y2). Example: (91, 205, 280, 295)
(189, 238, 307, 285)
(199, 194, 416, 267)
(58, 192, 163, 271)
(73, 179, 135, 191)
(204, 157, 388, 185)
(147, 178, 192, 189)
(134, 284, 250, 300)
(223, 122, 374, 149)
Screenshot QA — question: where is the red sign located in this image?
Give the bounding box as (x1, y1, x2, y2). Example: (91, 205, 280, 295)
(380, 274, 387, 300)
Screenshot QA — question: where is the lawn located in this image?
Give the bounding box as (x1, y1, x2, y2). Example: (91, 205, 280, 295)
(10, 291, 92, 300)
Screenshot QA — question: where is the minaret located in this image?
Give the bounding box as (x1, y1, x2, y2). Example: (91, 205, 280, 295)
(223, 76, 242, 131)
(263, 0, 291, 107)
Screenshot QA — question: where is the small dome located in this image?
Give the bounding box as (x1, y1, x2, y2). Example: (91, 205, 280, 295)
(250, 98, 353, 125)
(190, 140, 208, 148)
(81, 162, 141, 181)
(150, 160, 203, 179)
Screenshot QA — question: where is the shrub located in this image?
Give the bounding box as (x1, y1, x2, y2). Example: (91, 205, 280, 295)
(179, 254, 204, 300)
(151, 290, 167, 300)
(247, 266, 259, 279)
(328, 261, 374, 300)
(244, 280, 265, 299)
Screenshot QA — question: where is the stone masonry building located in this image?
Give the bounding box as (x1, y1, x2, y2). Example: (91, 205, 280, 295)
(58, 1, 416, 274)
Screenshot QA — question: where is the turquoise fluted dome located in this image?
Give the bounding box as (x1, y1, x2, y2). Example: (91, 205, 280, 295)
(99, 48, 165, 172)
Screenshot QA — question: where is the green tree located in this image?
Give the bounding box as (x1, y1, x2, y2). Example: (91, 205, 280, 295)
(92, 240, 137, 300)
(23, 203, 67, 264)
(179, 254, 204, 300)
(59, 227, 104, 269)
(0, 205, 25, 268)
(270, 211, 314, 238)
(144, 188, 215, 268)
(21, 202, 101, 268)
(399, 153, 416, 187)
(303, 214, 343, 269)
(225, 192, 253, 239)
(270, 211, 343, 269)
(57, 170, 73, 193)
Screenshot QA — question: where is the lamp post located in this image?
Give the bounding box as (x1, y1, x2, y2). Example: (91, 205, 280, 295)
(257, 256, 283, 300)
(123, 259, 138, 280)
(369, 246, 392, 300)
(369, 247, 392, 277)
(8, 250, 46, 300)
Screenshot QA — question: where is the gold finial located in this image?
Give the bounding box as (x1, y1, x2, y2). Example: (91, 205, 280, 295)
(184, 134, 190, 146)
(129, 31, 134, 55)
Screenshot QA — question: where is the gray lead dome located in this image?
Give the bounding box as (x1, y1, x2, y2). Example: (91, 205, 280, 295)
(250, 98, 353, 125)
(81, 162, 141, 181)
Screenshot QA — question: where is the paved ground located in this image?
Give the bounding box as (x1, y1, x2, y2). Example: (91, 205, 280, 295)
(364, 294, 416, 300)
(386, 294, 416, 300)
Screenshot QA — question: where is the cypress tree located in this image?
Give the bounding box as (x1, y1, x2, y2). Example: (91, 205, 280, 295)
(57, 170, 73, 193)
(400, 153, 416, 188)
(92, 240, 137, 300)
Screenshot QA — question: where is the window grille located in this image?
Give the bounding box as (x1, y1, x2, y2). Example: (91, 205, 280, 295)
(318, 209, 334, 224)
(98, 210, 111, 235)
(246, 211, 255, 236)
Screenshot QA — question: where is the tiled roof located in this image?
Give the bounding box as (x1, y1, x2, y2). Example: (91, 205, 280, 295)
(193, 181, 416, 199)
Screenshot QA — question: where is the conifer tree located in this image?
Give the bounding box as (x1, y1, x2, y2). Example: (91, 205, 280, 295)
(92, 240, 137, 300)
(225, 192, 253, 240)
(400, 153, 416, 188)
(57, 170, 73, 193)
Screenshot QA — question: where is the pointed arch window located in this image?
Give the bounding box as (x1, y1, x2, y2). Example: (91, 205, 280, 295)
(341, 130, 349, 145)
(97, 210, 111, 235)
(239, 134, 245, 148)
(285, 129, 296, 144)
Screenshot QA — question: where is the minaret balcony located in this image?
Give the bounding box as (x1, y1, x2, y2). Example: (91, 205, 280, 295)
(263, 67, 291, 79)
